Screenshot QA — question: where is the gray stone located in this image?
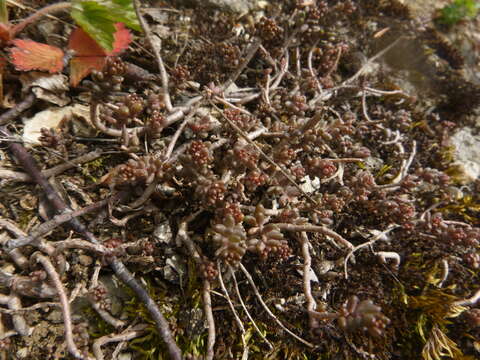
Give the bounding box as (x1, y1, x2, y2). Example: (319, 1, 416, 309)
(450, 127, 480, 184)
(179, 0, 260, 14)
(46, 309, 63, 323)
(78, 255, 93, 267)
(118, 353, 133, 360)
(153, 221, 173, 244)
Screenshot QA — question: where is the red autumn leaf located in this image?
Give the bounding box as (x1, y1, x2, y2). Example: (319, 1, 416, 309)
(68, 23, 132, 86)
(9, 39, 64, 73)
(0, 56, 6, 71)
(0, 23, 11, 44)
(69, 56, 106, 88)
(109, 23, 132, 56)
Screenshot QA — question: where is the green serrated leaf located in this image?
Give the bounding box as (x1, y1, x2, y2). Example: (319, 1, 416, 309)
(71, 0, 140, 51)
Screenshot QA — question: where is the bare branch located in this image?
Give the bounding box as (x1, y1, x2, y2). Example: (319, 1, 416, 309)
(274, 223, 353, 249)
(133, 0, 172, 111)
(0, 125, 183, 359)
(203, 279, 215, 360)
(0, 294, 32, 336)
(32, 252, 87, 360)
(239, 263, 314, 348)
(222, 38, 262, 93)
(87, 298, 126, 329)
(454, 288, 480, 307)
(217, 262, 245, 342)
(298, 232, 317, 329)
(92, 324, 148, 360)
(0, 150, 104, 183)
(0, 93, 36, 125)
(230, 266, 273, 350)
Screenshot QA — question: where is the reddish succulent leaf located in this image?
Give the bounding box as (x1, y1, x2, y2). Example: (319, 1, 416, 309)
(9, 39, 64, 73)
(68, 23, 132, 86)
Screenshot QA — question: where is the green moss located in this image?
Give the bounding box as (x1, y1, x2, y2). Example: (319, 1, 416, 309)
(81, 155, 109, 183)
(16, 209, 35, 229)
(401, 280, 468, 360)
(437, 0, 480, 26)
(83, 305, 115, 339)
(117, 264, 214, 359)
(439, 194, 480, 224)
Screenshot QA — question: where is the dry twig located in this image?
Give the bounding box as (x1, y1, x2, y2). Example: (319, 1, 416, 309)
(133, 0, 172, 111)
(239, 263, 314, 348)
(230, 266, 273, 350)
(32, 252, 87, 360)
(92, 324, 148, 360)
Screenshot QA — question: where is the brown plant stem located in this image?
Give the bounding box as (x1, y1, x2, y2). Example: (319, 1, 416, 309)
(87, 298, 126, 329)
(0, 93, 36, 125)
(238, 263, 314, 348)
(92, 324, 148, 360)
(176, 216, 216, 358)
(221, 38, 261, 92)
(6, 193, 125, 250)
(298, 232, 317, 329)
(229, 266, 273, 350)
(31, 252, 87, 360)
(0, 150, 103, 182)
(133, 0, 172, 112)
(274, 223, 353, 249)
(203, 279, 215, 360)
(0, 294, 31, 336)
(10, 2, 71, 36)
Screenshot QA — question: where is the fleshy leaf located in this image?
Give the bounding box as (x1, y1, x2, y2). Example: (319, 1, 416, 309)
(71, 0, 140, 52)
(9, 39, 64, 73)
(68, 24, 131, 86)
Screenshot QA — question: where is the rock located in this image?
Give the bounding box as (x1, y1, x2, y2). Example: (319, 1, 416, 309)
(163, 255, 186, 284)
(78, 255, 93, 267)
(46, 309, 63, 323)
(118, 353, 132, 360)
(179, 0, 260, 14)
(300, 175, 320, 193)
(153, 220, 173, 244)
(16, 348, 29, 358)
(450, 127, 480, 184)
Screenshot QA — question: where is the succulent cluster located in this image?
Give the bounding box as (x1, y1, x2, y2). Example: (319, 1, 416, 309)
(337, 296, 390, 337)
(109, 155, 165, 187)
(3, 0, 479, 359)
(39, 127, 72, 155)
(245, 204, 291, 260)
(98, 94, 145, 129)
(89, 284, 111, 311)
(80, 1, 480, 355)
